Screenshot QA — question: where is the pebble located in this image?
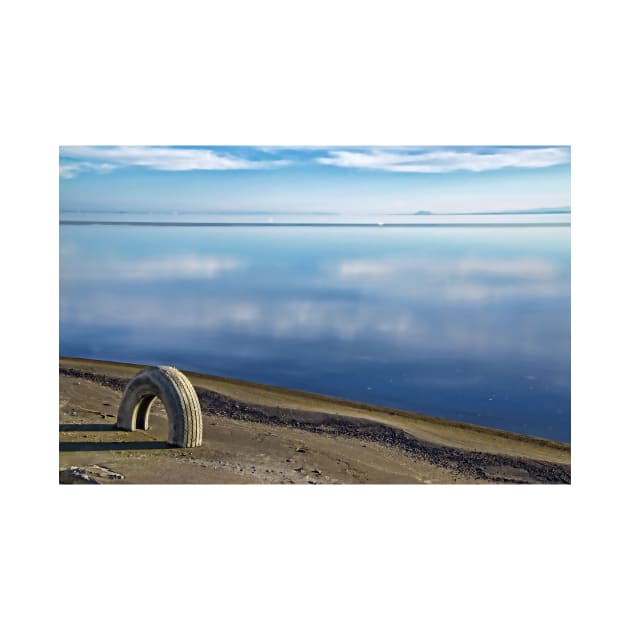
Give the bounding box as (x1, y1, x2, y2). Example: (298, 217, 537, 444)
(296, 447, 306, 453)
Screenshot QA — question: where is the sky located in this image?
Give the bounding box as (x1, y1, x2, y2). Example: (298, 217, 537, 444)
(59, 146, 570, 216)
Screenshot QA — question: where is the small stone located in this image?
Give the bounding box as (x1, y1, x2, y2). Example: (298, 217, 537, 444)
(296, 447, 306, 453)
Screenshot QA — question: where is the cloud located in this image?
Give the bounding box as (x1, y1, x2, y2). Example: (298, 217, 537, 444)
(59, 163, 82, 179)
(59, 145, 570, 180)
(59, 146, 289, 177)
(317, 147, 570, 173)
(59, 161, 118, 179)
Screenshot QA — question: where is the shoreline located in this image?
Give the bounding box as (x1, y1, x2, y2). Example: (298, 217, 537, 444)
(61, 355, 570, 450)
(59, 357, 570, 484)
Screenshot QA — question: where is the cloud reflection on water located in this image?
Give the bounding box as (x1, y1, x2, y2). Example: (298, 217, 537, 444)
(61, 251, 245, 281)
(61, 291, 567, 361)
(59, 225, 570, 440)
(332, 255, 567, 302)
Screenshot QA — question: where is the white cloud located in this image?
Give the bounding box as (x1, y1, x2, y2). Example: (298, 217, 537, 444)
(59, 146, 289, 177)
(317, 147, 570, 173)
(59, 163, 82, 179)
(59, 160, 126, 178)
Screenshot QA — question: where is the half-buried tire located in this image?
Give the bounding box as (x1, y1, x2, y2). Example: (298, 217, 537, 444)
(116, 366, 203, 448)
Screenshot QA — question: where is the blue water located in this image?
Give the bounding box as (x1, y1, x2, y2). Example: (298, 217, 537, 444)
(59, 222, 571, 442)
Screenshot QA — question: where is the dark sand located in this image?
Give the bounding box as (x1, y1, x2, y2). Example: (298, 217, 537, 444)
(59, 358, 570, 484)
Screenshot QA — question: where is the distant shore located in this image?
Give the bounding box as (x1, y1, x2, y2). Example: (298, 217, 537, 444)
(59, 357, 570, 484)
(60, 219, 570, 228)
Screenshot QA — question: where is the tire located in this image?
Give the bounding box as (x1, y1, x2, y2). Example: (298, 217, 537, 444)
(116, 366, 203, 448)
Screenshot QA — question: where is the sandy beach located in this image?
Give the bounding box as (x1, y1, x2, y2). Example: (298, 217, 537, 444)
(59, 357, 570, 484)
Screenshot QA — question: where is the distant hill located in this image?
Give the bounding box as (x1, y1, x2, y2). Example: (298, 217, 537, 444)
(411, 206, 571, 216)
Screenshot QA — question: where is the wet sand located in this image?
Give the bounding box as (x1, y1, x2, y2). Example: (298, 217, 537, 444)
(59, 357, 570, 484)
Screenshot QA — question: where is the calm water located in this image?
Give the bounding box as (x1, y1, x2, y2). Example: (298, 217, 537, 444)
(59, 222, 571, 442)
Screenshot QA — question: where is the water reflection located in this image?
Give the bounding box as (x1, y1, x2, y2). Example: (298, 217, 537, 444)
(60, 225, 570, 441)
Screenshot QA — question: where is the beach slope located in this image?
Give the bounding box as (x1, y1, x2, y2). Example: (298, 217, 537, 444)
(59, 358, 570, 484)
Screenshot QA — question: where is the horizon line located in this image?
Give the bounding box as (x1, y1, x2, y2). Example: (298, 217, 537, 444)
(59, 219, 571, 228)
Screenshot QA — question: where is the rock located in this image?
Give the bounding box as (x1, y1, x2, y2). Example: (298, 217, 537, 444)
(296, 447, 306, 453)
(59, 465, 124, 484)
(59, 468, 98, 484)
